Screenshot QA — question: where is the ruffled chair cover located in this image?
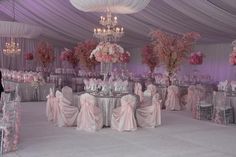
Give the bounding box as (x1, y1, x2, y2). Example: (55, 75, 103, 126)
(186, 85, 199, 111)
(134, 82, 143, 102)
(212, 91, 233, 124)
(83, 79, 89, 90)
(58, 91, 79, 127)
(143, 84, 157, 97)
(53, 91, 65, 127)
(46, 88, 54, 121)
(61, 86, 73, 103)
(111, 94, 137, 131)
(195, 84, 206, 101)
(77, 93, 103, 132)
(165, 85, 181, 111)
(136, 93, 161, 128)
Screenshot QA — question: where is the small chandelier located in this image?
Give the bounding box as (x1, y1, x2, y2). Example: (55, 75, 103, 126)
(3, 38, 21, 56)
(3, 0, 21, 56)
(94, 11, 124, 42)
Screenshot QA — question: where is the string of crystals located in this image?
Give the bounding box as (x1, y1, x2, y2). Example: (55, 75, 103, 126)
(3, 0, 21, 56)
(93, 11, 124, 42)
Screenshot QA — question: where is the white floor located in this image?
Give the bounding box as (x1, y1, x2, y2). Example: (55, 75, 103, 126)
(4, 102, 236, 157)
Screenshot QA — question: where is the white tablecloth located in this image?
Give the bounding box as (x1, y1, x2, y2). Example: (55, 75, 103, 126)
(3, 80, 55, 102)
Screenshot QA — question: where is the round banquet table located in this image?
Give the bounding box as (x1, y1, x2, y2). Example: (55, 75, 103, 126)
(76, 92, 139, 126)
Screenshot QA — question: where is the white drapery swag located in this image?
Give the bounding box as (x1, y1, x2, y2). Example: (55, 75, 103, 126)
(69, 0, 151, 14)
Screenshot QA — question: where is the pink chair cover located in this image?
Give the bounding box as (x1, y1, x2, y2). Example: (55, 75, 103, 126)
(136, 93, 162, 128)
(58, 94, 79, 127)
(165, 85, 181, 111)
(111, 94, 137, 131)
(46, 88, 54, 121)
(186, 85, 199, 111)
(53, 91, 66, 127)
(53, 91, 79, 127)
(144, 84, 157, 97)
(61, 86, 73, 103)
(134, 83, 143, 102)
(77, 93, 103, 132)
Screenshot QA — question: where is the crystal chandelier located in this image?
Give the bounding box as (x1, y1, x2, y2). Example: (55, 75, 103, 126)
(93, 11, 124, 42)
(2, 0, 21, 56)
(3, 38, 21, 56)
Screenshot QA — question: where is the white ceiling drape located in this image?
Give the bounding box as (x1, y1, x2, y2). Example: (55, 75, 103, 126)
(69, 0, 151, 14)
(0, 0, 235, 48)
(0, 21, 42, 38)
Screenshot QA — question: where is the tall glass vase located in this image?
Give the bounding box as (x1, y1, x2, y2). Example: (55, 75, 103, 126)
(100, 62, 113, 80)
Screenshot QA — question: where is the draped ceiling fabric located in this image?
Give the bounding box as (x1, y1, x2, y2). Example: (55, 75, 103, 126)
(0, 0, 236, 49)
(0, 21, 42, 38)
(69, 0, 151, 14)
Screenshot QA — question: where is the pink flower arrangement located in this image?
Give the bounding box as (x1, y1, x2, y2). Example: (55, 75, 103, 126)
(119, 51, 131, 63)
(151, 30, 200, 84)
(36, 41, 54, 68)
(229, 51, 236, 65)
(60, 48, 79, 68)
(74, 40, 98, 71)
(90, 42, 125, 63)
(24, 52, 34, 60)
(189, 52, 204, 65)
(229, 42, 236, 65)
(141, 44, 159, 73)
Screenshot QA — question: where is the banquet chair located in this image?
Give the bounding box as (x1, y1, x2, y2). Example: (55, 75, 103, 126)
(185, 85, 199, 111)
(195, 84, 207, 101)
(134, 82, 143, 102)
(0, 97, 21, 153)
(57, 90, 79, 127)
(165, 85, 181, 111)
(212, 91, 234, 124)
(61, 86, 73, 104)
(111, 94, 137, 131)
(53, 91, 65, 127)
(143, 84, 157, 97)
(77, 93, 103, 132)
(46, 88, 54, 121)
(136, 93, 162, 128)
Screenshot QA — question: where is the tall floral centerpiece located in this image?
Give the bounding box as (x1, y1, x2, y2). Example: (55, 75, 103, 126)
(90, 42, 126, 79)
(24, 52, 34, 71)
(151, 30, 200, 85)
(36, 41, 54, 69)
(60, 48, 79, 69)
(74, 40, 98, 71)
(141, 44, 159, 73)
(36, 41, 54, 78)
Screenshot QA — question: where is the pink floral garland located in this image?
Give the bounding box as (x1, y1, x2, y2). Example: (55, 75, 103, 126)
(2, 101, 21, 153)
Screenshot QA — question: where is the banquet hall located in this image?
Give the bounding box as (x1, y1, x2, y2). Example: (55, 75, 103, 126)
(0, 0, 236, 157)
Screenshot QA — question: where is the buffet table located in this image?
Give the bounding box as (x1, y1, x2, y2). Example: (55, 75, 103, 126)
(3, 80, 55, 102)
